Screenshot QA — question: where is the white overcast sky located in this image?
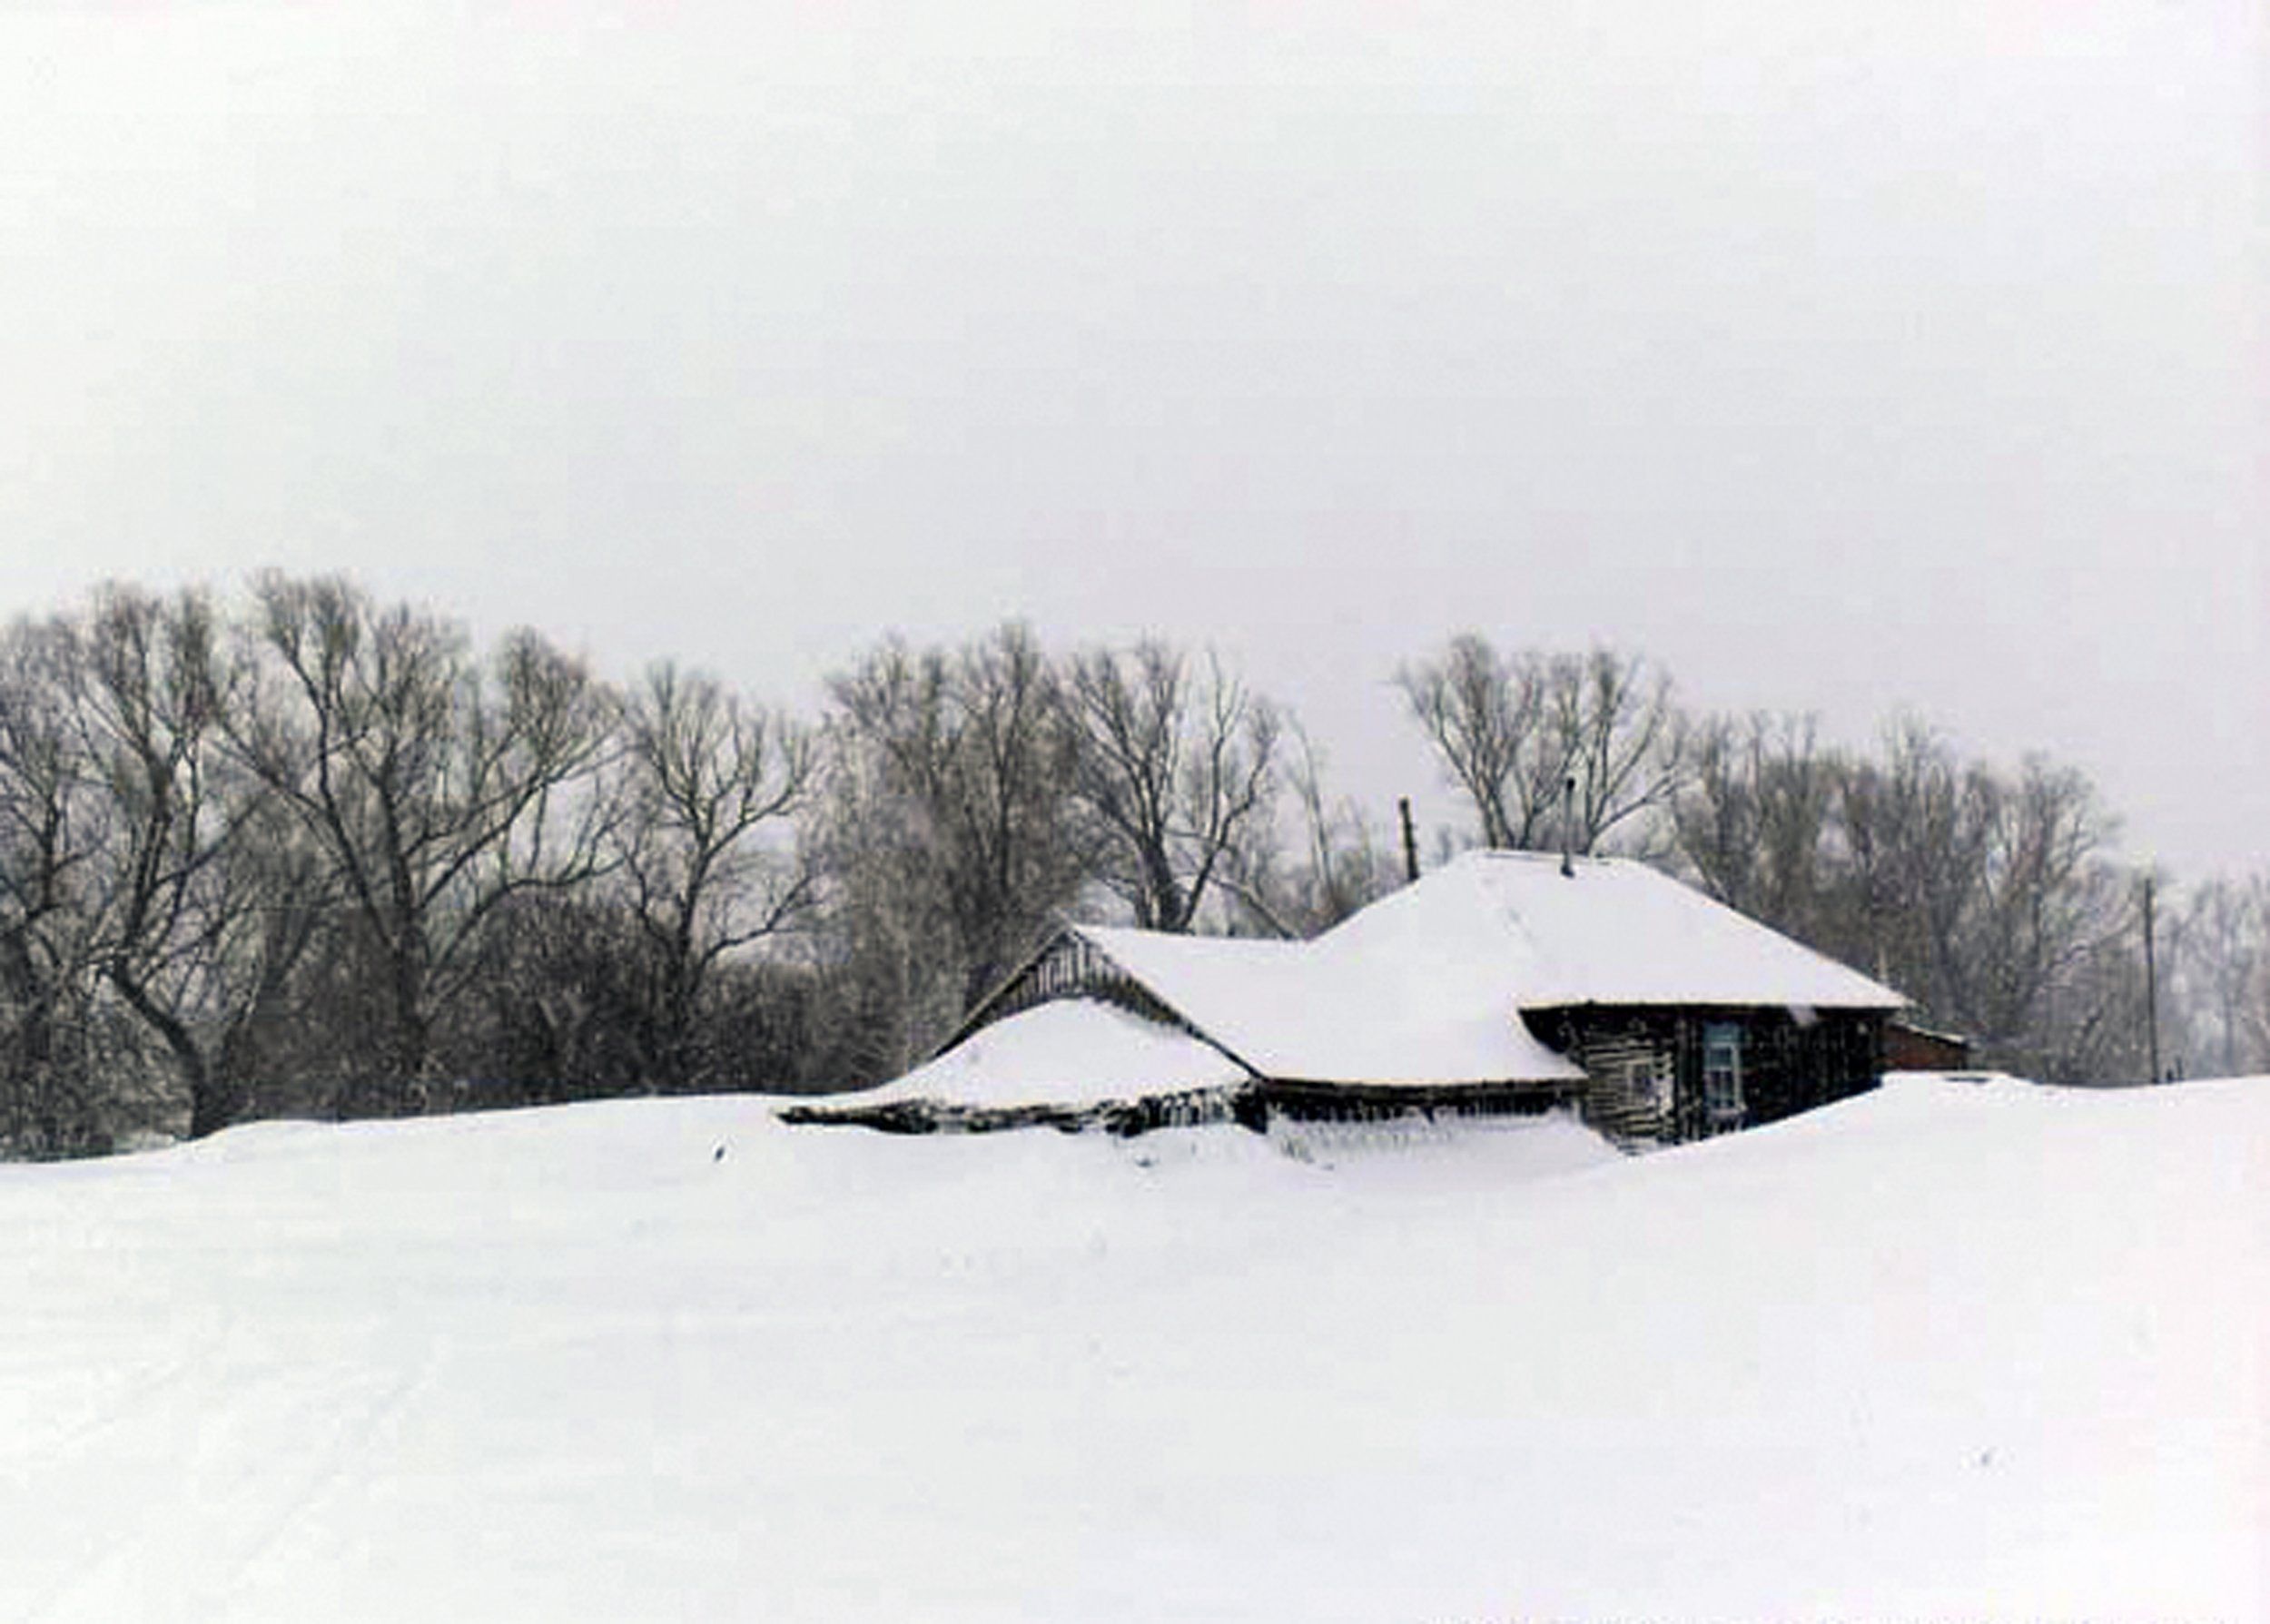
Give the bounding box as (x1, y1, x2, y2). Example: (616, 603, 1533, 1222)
(3, 3, 2264, 877)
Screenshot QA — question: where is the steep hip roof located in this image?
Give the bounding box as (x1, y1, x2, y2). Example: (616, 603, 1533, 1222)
(1315, 851, 1907, 1012)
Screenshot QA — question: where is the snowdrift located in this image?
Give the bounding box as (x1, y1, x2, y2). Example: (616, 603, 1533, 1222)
(1, 1076, 2262, 1621)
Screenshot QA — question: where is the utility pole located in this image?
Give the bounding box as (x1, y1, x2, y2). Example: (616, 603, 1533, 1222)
(2142, 873, 2161, 1084)
(1397, 797, 1420, 884)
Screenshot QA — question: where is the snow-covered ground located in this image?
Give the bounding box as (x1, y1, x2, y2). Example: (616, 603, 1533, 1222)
(1, 1077, 2263, 1621)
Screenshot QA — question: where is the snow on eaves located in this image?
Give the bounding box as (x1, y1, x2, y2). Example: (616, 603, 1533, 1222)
(855, 998, 1253, 1110)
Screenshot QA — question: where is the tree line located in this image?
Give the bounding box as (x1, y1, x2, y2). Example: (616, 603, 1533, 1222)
(0, 581, 2258, 1156)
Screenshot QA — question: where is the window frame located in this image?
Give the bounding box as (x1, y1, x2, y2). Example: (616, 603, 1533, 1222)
(1702, 1020, 1746, 1130)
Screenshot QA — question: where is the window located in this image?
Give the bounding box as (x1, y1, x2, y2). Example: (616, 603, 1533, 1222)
(1702, 1022, 1745, 1130)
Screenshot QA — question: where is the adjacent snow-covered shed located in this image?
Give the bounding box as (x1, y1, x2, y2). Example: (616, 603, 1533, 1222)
(790, 851, 1905, 1144)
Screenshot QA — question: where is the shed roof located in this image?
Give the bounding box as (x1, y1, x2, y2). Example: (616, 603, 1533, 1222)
(862, 997, 1253, 1109)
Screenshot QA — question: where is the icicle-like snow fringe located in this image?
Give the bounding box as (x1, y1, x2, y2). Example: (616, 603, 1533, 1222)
(1267, 1105, 1590, 1162)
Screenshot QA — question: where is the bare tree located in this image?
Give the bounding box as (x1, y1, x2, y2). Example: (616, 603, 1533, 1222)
(1397, 635, 1544, 849)
(1966, 757, 2139, 1078)
(1399, 637, 1683, 854)
(0, 616, 112, 1154)
(2173, 875, 2270, 1077)
(2234, 879, 2270, 1072)
(824, 624, 1089, 1018)
(1831, 719, 1993, 999)
(65, 586, 299, 1138)
(1830, 724, 2144, 1080)
(615, 661, 816, 1089)
(1548, 647, 1686, 856)
(1066, 641, 1281, 932)
(1674, 712, 1841, 940)
(1678, 709, 2150, 1081)
(449, 889, 647, 1104)
(227, 576, 617, 1105)
(1219, 724, 1398, 938)
(800, 783, 962, 1086)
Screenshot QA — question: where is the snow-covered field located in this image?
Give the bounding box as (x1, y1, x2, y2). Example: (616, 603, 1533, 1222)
(2, 1077, 2263, 1622)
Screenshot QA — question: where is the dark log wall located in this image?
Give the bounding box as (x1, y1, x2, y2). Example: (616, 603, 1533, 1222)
(1736, 1009, 1884, 1127)
(783, 1084, 1248, 1137)
(1255, 1079, 1573, 1125)
(1558, 1015, 1677, 1145)
(1528, 1006, 1885, 1147)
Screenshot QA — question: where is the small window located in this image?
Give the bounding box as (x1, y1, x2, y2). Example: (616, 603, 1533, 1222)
(1702, 1022, 1745, 1130)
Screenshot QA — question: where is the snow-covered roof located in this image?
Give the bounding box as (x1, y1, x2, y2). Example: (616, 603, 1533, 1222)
(1316, 851, 1907, 1013)
(859, 998, 1253, 1109)
(868, 851, 1900, 1106)
(1080, 921, 1585, 1087)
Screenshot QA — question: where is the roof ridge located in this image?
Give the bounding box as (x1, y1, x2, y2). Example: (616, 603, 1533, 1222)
(1449, 848, 1624, 867)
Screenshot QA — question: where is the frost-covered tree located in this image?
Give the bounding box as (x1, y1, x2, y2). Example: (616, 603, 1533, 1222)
(2169, 875, 2270, 1078)
(823, 624, 1089, 1021)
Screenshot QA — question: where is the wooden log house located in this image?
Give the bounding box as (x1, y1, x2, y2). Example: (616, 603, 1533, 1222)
(791, 851, 1904, 1147)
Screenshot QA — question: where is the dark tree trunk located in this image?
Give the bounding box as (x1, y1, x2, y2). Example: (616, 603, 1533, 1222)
(108, 965, 247, 1140)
